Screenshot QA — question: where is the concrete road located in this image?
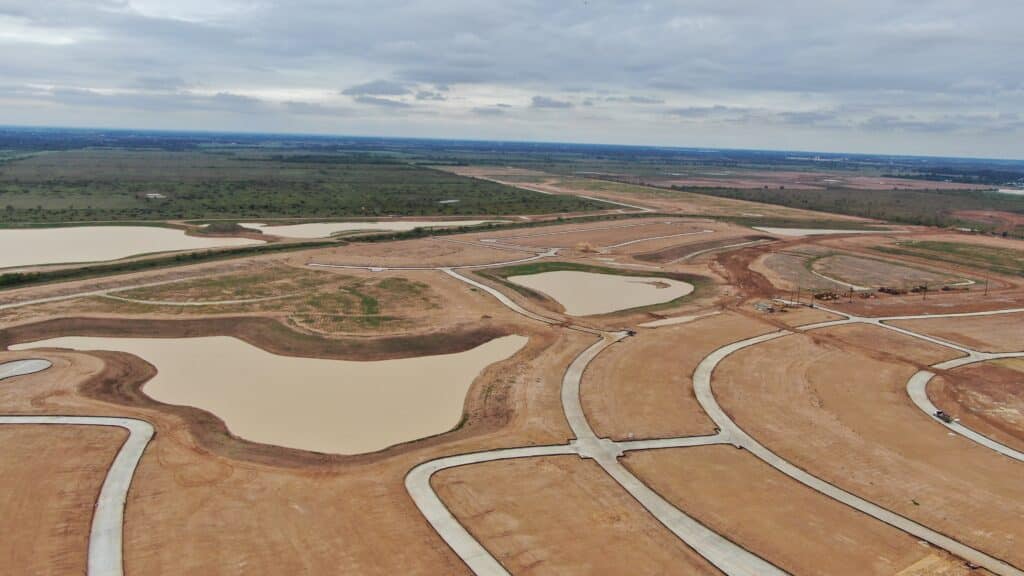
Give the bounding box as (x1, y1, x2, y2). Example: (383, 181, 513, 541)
(0, 415, 154, 576)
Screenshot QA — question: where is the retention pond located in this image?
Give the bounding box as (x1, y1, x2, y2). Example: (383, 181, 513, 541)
(14, 334, 527, 454)
(507, 270, 693, 316)
(0, 226, 262, 269)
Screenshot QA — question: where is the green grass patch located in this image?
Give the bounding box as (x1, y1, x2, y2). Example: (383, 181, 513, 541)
(874, 241, 1024, 277)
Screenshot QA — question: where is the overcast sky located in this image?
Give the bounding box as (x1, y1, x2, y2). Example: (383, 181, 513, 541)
(1, 1, 1022, 158)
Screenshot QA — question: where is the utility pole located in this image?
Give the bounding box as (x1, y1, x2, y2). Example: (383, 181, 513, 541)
(984, 274, 990, 297)
(922, 282, 927, 300)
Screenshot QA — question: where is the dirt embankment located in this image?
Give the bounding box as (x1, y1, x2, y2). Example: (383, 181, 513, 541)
(0, 316, 513, 362)
(0, 315, 549, 467)
(634, 235, 774, 263)
(932, 362, 1024, 454)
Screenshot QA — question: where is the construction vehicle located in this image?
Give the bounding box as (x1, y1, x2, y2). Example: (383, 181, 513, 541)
(814, 290, 840, 301)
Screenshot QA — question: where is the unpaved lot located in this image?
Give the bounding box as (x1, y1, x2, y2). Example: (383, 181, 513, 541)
(624, 446, 976, 576)
(932, 359, 1024, 453)
(433, 455, 722, 575)
(0, 424, 126, 576)
(714, 324, 1024, 565)
(582, 312, 775, 440)
(890, 312, 1024, 353)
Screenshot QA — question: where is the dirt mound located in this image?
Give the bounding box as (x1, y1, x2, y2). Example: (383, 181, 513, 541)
(635, 235, 773, 263)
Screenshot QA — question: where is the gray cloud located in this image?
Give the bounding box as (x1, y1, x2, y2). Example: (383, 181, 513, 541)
(341, 80, 411, 96)
(352, 95, 410, 108)
(415, 90, 446, 101)
(0, 1, 1022, 156)
(472, 106, 506, 116)
(531, 96, 573, 109)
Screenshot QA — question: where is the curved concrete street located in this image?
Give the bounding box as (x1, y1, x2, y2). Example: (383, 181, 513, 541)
(406, 281, 1024, 575)
(0, 360, 155, 576)
(907, 355, 1024, 462)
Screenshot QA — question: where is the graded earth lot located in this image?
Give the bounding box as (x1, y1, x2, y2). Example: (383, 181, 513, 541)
(890, 311, 1024, 353)
(7, 132, 1024, 576)
(623, 446, 974, 576)
(582, 312, 773, 440)
(714, 324, 1024, 565)
(931, 359, 1024, 454)
(433, 455, 722, 575)
(0, 424, 126, 576)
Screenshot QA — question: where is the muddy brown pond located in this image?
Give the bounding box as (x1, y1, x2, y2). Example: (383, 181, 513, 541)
(507, 270, 694, 316)
(14, 335, 527, 454)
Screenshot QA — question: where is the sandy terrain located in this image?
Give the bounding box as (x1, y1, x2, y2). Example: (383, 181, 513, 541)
(651, 170, 982, 191)
(813, 253, 965, 288)
(931, 360, 1024, 454)
(715, 324, 1024, 565)
(444, 166, 866, 221)
(433, 455, 722, 575)
(0, 424, 126, 576)
(582, 312, 775, 440)
(0, 319, 595, 575)
(624, 446, 976, 576)
(890, 312, 1024, 353)
(306, 237, 531, 268)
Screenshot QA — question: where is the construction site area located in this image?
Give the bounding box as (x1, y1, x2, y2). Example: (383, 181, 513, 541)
(2, 168, 1023, 576)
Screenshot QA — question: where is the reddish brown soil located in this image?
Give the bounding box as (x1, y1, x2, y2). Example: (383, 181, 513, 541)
(932, 360, 1024, 454)
(651, 170, 981, 191)
(0, 424, 126, 576)
(624, 446, 978, 576)
(635, 235, 774, 263)
(433, 456, 722, 575)
(0, 316, 593, 575)
(953, 210, 1024, 233)
(890, 312, 1024, 353)
(582, 312, 775, 440)
(715, 325, 1024, 565)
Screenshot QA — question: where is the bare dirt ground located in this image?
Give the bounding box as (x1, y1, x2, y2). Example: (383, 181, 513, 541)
(0, 424, 126, 576)
(623, 446, 978, 576)
(890, 312, 1024, 353)
(433, 455, 722, 575)
(0, 265, 511, 342)
(649, 170, 982, 191)
(634, 234, 773, 263)
(300, 236, 532, 267)
(953, 210, 1024, 233)
(813, 253, 966, 287)
(0, 321, 594, 574)
(582, 312, 774, 440)
(715, 324, 1024, 565)
(4, 203, 1023, 575)
(932, 360, 1024, 454)
(443, 165, 868, 221)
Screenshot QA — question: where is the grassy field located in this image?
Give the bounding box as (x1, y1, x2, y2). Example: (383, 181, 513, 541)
(674, 185, 1024, 229)
(0, 149, 604, 224)
(80, 267, 438, 334)
(874, 241, 1024, 277)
